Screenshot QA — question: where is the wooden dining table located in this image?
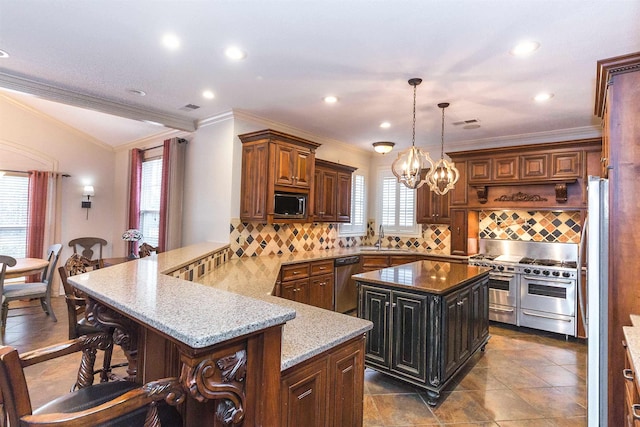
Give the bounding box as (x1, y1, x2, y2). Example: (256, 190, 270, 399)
(5, 258, 49, 280)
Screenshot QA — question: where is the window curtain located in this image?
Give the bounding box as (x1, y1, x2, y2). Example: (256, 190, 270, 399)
(127, 149, 143, 256)
(26, 171, 63, 282)
(158, 138, 187, 252)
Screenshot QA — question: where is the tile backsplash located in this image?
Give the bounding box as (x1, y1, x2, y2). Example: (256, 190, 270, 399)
(478, 210, 581, 243)
(229, 218, 449, 258)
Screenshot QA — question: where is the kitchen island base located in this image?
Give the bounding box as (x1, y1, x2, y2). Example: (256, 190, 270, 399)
(355, 261, 490, 406)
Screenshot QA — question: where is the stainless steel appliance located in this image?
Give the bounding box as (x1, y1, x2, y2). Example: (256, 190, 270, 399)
(469, 240, 579, 336)
(585, 176, 609, 426)
(273, 192, 307, 219)
(334, 255, 361, 313)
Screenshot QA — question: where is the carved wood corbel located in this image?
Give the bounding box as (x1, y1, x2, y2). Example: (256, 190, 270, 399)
(180, 350, 247, 425)
(85, 298, 139, 381)
(475, 186, 488, 204)
(555, 183, 568, 203)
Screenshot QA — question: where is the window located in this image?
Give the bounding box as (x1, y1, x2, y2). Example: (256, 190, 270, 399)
(0, 174, 29, 258)
(139, 158, 162, 247)
(339, 174, 366, 236)
(377, 169, 420, 236)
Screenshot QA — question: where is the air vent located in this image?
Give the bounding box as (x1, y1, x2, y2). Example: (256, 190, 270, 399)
(179, 104, 201, 111)
(452, 119, 480, 126)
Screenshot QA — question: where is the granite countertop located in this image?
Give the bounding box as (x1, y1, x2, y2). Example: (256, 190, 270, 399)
(352, 260, 491, 294)
(624, 315, 640, 391)
(69, 242, 297, 349)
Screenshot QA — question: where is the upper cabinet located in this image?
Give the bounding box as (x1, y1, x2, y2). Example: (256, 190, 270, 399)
(449, 139, 601, 209)
(314, 159, 357, 223)
(416, 186, 450, 224)
(239, 129, 321, 223)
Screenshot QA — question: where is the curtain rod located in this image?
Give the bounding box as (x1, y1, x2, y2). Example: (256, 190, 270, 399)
(0, 169, 71, 177)
(141, 138, 187, 152)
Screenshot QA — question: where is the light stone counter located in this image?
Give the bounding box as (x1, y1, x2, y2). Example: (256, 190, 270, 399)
(69, 242, 296, 349)
(624, 316, 640, 392)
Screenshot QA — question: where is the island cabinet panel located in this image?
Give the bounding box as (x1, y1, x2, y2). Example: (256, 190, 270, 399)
(281, 335, 365, 427)
(356, 262, 490, 406)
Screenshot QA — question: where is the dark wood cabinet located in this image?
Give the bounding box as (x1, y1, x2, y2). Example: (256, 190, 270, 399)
(416, 187, 450, 224)
(449, 159, 468, 206)
(357, 270, 489, 406)
(281, 335, 365, 427)
(279, 260, 334, 310)
(551, 151, 581, 178)
(623, 342, 640, 427)
(313, 159, 357, 223)
(468, 159, 492, 183)
(360, 254, 418, 272)
(520, 153, 549, 179)
(493, 156, 519, 181)
(239, 129, 321, 223)
(450, 209, 468, 256)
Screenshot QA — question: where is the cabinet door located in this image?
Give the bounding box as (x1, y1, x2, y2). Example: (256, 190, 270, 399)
(551, 151, 582, 179)
(240, 143, 269, 221)
(417, 188, 450, 224)
(310, 273, 334, 310)
(450, 209, 468, 256)
(470, 278, 489, 351)
(443, 288, 471, 379)
(391, 291, 427, 382)
(274, 143, 296, 186)
(329, 337, 364, 427)
(520, 153, 549, 180)
(449, 159, 468, 206)
(282, 278, 310, 304)
(319, 169, 337, 221)
(360, 285, 391, 368)
(336, 172, 352, 223)
(468, 159, 491, 183)
(457, 288, 472, 363)
(294, 147, 313, 188)
(281, 358, 328, 427)
(493, 156, 518, 181)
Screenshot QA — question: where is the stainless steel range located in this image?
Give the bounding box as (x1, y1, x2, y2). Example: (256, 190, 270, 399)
(468, 240, 579, 336)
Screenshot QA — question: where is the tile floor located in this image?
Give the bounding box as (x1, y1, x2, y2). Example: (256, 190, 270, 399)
(3, 297, 587, 426)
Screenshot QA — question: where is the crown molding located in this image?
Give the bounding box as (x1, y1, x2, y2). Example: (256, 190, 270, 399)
(197, 110, 234, 128)
(0, 71, 197, 131)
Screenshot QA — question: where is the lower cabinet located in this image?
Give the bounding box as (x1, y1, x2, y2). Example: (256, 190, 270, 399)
(279, 260, 335, 310)
(623, 341, 640, 427)
(358, 275, 489, 405)
(281, 335, 365, 427)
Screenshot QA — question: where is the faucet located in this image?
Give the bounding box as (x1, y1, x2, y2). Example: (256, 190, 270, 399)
(375, 225, 384, 250)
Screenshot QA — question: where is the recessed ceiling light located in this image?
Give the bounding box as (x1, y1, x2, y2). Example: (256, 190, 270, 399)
(379, 122, 391, 129)
(323, 95, 338, 104)
(225, 46, 247, 60)
(0, 50, 9, 58)
(510, 40, 540, 56)
(126, 89, 146, 96)
(202, 90, 215, 99)
(534, 92, 554, 102)
(162, 33, 181, 50)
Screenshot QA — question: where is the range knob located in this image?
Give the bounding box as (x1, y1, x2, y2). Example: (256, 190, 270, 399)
(562, 272, 571, 278)
(552, 271, 560, 277)
(542, 270, 550, 276)
(524, 268, 531, 274)
(533, 269, 541, 275)
(497, 265, 505, 271)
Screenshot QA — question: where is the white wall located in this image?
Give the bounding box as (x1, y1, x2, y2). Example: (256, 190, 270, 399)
(0, 94, 117, 263)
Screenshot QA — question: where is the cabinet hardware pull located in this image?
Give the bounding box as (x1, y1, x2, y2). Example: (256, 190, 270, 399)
(457, 301, 464, 306)
(293, 271, 299, 275)
(623, 368, 634, 381)
(457, 227, 460, 234)
(633, 404, 640, 420)
(319, 266, 326, 270)
(489, 306, 514, 313)
(521, 310, 572, 321)
(392, 303, 397, 308)
(385, 302, 390, 307)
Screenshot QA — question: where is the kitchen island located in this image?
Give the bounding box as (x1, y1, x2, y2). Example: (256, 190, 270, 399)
(354, 260, 491, 405)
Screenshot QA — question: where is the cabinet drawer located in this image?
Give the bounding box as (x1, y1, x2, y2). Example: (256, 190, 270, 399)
(281, 263, 310, 281)
(361, 255, 389, 269)
(310, 260, 333, 276)
(389, 255, 418, 266)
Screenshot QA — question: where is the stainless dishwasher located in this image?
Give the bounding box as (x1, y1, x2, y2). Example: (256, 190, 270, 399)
(334, 255, 361, 313)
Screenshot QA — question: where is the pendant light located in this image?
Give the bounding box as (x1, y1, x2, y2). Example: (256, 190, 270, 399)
(391, 78, 434, 189)
(425, 102, 459, 195)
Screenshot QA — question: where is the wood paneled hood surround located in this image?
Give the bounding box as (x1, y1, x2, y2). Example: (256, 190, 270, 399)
(447, 138, 602, 210)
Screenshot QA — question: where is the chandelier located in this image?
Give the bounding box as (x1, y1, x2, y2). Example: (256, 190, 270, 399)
(391, 78, 434, 189)
(425, 102, 460, 195)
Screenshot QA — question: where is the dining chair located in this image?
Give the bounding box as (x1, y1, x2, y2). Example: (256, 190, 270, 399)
(0, 256, 17, 308)
(68, 237, 108, 260)
(1, 243, 63, 331)
(138, 242, 159, 258)
(0, 337, 183, 427)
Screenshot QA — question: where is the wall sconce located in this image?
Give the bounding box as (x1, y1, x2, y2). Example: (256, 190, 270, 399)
(82, 185, 94, 219)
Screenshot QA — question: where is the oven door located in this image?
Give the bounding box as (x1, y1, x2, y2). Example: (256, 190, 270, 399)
(488, 272, 518, 324)
(520, 275, 576, 316)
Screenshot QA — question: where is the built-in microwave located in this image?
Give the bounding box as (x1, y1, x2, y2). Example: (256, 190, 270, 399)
(274, 192, 307, 219)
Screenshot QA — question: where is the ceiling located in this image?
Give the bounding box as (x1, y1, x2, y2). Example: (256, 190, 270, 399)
(1, 0, 639, 151)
